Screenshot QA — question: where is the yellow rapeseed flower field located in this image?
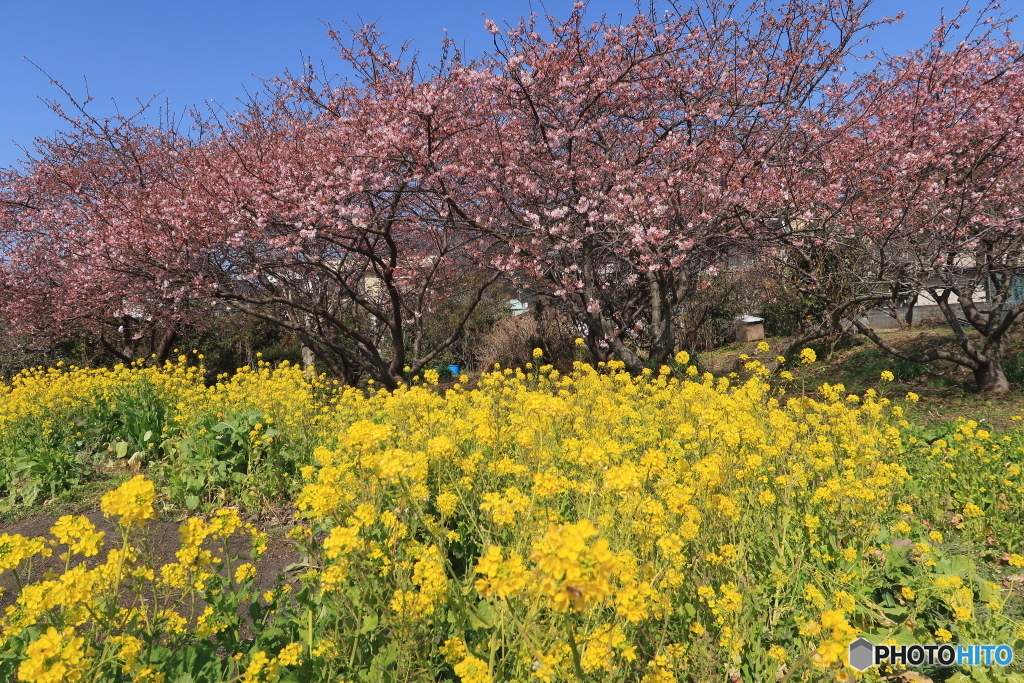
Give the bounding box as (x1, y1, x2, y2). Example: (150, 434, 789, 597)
(0, 354, 1020, 682)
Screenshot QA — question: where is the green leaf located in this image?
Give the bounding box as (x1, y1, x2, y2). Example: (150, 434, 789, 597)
(979, 586, 998, 605)
(185, 495, 200, 510)
(891, 629, 917, 646)
(971, 668, 994, 683)
(950, 556, 976, 577)
(994, 674, 1024, 683)
(373, 644, 398, 669)
(360, 612, 379, 634)
(468, 600, 495, 629)
(248, 602, 264, 623)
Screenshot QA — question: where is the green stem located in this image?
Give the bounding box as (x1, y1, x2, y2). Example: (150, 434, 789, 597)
(306, 605, 315, 648)
(565, 616, 588, 683)
(89, 526, 132, 683)
(348, 632, 359, 670)
(779, 647, 816, 683)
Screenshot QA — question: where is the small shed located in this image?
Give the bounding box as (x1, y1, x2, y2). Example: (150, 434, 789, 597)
(735, 315, 765, 342)
(509, 299, 530, 316)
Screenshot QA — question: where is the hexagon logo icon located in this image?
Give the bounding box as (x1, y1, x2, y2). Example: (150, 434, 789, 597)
(848, 637, 874, 671)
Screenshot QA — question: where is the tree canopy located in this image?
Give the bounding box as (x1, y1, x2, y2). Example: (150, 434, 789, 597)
(2, 0, 1023, 391)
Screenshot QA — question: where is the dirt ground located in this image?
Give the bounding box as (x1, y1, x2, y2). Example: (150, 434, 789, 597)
(0, 509, 304, 613)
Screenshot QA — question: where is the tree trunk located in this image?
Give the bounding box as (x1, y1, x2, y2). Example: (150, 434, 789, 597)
(153, 326, 178, 365)
(301, 344, 316, 378)
(973, 359, 1010, 393)
(300, 312, 316, 378)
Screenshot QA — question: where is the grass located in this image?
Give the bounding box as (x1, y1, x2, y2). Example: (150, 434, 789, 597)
(0, 475, 120, 528)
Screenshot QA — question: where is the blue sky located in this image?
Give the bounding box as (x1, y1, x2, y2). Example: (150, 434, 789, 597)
(3, 0, 1022, 168)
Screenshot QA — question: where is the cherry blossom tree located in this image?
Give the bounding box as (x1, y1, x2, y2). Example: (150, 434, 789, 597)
(460, 0, 888, 371)
(167, 30, 502, 388)
(766, 9, 1024, 392)
(2, 29, 501, 388)
(0, 108, 200, 364)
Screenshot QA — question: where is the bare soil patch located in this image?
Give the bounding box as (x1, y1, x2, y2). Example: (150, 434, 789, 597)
(0, 509, 303, 613)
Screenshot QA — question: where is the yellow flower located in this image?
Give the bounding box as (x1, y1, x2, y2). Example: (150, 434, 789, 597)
(453, 655, 491, 683)
(277, 642, 304, 667)
(950, 587, 974, 622)
(234, 563, 257, 582)
(240, 651, 279, 683)
(390, 545, 447, 620)
(0, 534, 50, 572)
(18, 627, 89, 683)
(49, 516, 105, 557)
(674, 351, 690, 365)
(312, 640, 337, 658)
(804, 584, 826, 609)
(159, 609, 187, 634)
(100, 475, 156, 528)
(892, 520, 911, 535)
(133, 667, 165, 683)
(532, 348, 544, 358)
(108, 635, 143, 674)
(475, 545, 529, 599)
(324, 525, 361, 559)
(479, 487, 530, 526)
(832, 591, 855, 614)
(879, 370, 895, 382)
(2, 347, 998, 681)
(195, 606, 228, 638)
(799, 348, 817, 364)
(531, 520, 618, 612)
(816, 639, 846, 667)
(440, 637, 468, 665)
